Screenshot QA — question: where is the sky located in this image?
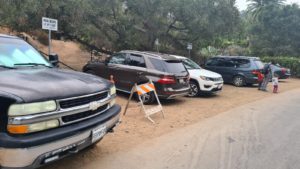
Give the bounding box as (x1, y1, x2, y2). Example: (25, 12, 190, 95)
(236, 0, 300, 11)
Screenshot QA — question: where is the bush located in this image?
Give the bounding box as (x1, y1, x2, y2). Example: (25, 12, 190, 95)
(261, 56, 300, 78)
(31, 30, 49, 46)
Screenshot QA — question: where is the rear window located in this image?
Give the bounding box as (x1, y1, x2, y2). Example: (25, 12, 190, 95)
(254, 60, 264, 69)
(149, 58, 187, 74)
(165, 61, 187, 74)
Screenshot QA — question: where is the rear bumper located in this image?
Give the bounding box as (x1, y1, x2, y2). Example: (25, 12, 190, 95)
(0, 105, 121, 169)
(245, 76, 258, 84)
(158, 87, 190, 99)
(279, 74, 291, 79)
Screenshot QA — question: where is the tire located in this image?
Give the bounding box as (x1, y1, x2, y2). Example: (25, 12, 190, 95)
(188, 80, 200, 97)
(140, 91, 155, 105)
(233, 75, 245, 87)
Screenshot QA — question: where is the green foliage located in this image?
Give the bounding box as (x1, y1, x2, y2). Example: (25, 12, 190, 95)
(0, 0, 241, 53)
(0, 0, 299, 59)
(246, 1, 300, 57)
(261, 56, 300, 77)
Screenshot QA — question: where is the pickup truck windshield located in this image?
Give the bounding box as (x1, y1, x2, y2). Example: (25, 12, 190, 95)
(0, 38, 52, 68)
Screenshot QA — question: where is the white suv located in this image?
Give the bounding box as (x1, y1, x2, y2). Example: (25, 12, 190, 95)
(172, 55, 224, 97)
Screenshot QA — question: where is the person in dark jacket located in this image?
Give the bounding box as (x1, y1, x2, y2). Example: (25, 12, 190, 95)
(259, 61, 274, 91)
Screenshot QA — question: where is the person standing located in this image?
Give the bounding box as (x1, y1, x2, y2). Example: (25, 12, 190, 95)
(272, 74, 279, 93)
(259, 61, 274, 91)
(257, 70, 264, 90)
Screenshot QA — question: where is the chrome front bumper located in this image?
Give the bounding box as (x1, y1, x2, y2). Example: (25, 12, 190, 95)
(0, 113, 120, 169)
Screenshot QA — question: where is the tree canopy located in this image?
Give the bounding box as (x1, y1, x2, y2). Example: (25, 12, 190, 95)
(0, 0, 299, 57)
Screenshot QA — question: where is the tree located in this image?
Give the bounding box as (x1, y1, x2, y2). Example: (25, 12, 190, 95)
(247, 0, 285, 21)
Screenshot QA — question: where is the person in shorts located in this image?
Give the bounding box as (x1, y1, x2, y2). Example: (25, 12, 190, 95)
(272, 74, 279, 93)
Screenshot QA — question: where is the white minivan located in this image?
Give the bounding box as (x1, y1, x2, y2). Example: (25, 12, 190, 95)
(172, 55, 224, 97)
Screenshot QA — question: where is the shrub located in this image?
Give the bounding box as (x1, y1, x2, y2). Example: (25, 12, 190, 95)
(261, 56, 300, 78)
(31, 30, 49, 46)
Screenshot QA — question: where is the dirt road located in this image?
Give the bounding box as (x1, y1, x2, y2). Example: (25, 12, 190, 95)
(43, 79, 300, 169)
(50, 88, 300, 169)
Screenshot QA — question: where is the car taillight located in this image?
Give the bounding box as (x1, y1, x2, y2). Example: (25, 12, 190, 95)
(281, 68, 286, 74)
(158, 76, 176, 84)
(252, 70, 260, 75)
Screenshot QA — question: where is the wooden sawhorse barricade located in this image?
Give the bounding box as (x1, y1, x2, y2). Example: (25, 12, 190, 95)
(123, 81, 164, 123)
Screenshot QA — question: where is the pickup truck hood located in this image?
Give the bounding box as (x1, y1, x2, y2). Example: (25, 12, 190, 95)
(188, 69, 222, 78)
(0, 68, 111, 103)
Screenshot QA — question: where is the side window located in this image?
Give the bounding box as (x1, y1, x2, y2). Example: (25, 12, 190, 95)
(128, 54, 146, 67)
(108, 53, 126, 65)
(233, 59, 250, 68)
(215, 59, 235, 67)
(206, 59, 218, 66)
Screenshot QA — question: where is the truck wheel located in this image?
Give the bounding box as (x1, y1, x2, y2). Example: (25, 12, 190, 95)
(140, 91, 155, 105)
(188, 81, 200, 97)
(233, 75, 245, 87)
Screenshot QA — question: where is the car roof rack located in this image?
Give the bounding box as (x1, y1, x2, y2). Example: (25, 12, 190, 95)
(214, 55, 260, 60)
(120, 50, 179, 60)
(0, 34, 20, 39)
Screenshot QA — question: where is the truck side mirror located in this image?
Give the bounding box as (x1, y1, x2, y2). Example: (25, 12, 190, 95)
(49, 54, 59, 67)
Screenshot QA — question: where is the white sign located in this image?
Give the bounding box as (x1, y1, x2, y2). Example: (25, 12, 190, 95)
(42, 17, 58, 31)
(155, 39, 160, 46)
(187, 43, 193, 50)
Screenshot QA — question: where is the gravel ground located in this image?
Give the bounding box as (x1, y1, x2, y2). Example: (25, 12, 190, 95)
(44, 78, 300, 169)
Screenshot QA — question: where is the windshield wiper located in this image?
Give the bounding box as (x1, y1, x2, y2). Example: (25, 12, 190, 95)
(0, 65, 16, 69)
(14, 63, 52, 68)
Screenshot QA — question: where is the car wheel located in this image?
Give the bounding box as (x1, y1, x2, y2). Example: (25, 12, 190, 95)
(140, 91, 155, 105)
(188, 81, 200, 97)
(233, 75, 245, 87)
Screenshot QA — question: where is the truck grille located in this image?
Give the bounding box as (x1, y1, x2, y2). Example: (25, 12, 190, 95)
(59, 92, 108, 109)
(62, 104, 109, 123)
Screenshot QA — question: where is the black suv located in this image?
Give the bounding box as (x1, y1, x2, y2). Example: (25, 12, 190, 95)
(83, 51, 190, 104)
(0, 34, 121, 169)
(205, 56, 264, 87)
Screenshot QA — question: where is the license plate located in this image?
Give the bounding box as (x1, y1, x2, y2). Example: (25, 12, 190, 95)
(179, 79, 185, 84)
(91, 125, 106, 143)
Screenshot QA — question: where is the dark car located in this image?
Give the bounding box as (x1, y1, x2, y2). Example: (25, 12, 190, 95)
(83, 50, 190, 104)
(205, 56, 264, 87)
(0, 34, 121, 169)
(272, 64, 291, 79)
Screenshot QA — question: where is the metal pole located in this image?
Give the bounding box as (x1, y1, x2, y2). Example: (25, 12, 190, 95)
(188, 49, 191, 58)
(48, 30, 51, 55)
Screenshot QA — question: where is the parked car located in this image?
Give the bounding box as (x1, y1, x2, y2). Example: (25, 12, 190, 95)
(83, 51, 190, 104)
(205, 56, 264, 87)
(171, 55, 223, 96)
(272, 64, 291, 79)
(0, 34, 121, 169)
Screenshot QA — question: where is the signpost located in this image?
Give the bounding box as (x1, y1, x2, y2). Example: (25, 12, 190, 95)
(42, 17, 58, 55)
(187, 43, 192, 58)
(155, 38, 160, 53)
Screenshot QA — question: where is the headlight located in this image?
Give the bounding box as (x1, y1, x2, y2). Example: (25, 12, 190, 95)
(7, 119, 59, 134)
(8, 101, 57, 116)
(110, 85, 116, 96)
(200, 76, 211, 81)
(110, 98, 116, 107)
